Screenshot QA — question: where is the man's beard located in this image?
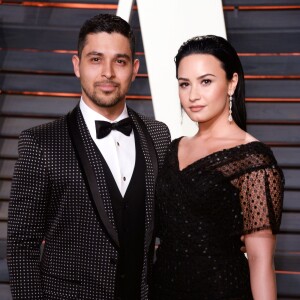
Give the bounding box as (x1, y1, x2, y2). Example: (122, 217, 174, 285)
(82, 83, 124, 108)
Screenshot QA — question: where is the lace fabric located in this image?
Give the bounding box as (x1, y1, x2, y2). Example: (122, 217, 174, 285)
(152, 138, 284, 300)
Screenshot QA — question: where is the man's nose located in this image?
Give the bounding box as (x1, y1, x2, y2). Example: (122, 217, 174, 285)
(101, 61, 114, 78)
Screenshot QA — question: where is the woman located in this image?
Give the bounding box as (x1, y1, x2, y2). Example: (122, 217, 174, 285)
(152, 35, 284, 300)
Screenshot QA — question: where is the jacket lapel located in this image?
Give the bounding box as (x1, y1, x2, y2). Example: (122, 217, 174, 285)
(67, 106, 119, 248)
(128, 107, 158, 249)
(67, 105, 158, 250)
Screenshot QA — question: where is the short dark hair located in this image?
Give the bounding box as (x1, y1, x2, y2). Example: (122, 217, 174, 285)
(77, 13, 136, 60)
(175, 35, 247, 131)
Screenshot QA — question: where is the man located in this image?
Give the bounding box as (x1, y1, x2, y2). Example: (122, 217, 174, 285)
(7, 14, 171, 300)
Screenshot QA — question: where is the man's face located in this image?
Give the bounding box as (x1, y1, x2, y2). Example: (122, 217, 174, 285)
(72, 32, 139, 117)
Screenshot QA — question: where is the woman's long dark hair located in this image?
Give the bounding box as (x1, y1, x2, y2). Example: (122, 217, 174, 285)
(175, 35, 247, 131)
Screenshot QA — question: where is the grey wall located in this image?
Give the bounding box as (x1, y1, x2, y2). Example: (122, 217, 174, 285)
(0, 0, 300, 298)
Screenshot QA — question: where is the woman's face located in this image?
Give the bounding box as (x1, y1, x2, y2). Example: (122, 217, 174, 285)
(178, 54, 237, 125)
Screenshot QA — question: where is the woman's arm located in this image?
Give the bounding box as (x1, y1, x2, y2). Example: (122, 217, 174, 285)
(245, 229, 277, 300)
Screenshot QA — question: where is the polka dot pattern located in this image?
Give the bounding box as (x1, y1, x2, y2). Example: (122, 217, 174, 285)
(7, 106, 171, 300)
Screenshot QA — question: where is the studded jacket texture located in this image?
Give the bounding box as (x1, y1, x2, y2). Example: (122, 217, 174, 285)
(7, 105, 171, 300)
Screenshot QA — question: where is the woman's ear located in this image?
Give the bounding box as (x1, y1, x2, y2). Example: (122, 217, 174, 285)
(228, 72, 238, 95)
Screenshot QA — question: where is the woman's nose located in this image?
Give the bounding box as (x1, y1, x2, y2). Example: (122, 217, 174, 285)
(189, 86, 201, 102)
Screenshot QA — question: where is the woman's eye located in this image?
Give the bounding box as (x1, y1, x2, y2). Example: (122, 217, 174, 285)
(202, 79, 211, 85)
(179, 82, 189, 88)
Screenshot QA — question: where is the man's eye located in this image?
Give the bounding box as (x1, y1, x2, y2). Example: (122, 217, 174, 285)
(117, 59, 126, 65)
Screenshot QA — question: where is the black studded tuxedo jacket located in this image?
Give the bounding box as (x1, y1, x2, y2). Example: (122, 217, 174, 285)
(7, 105, 171, 300)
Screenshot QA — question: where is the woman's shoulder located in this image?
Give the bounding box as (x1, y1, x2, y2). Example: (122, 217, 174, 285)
(244, 132, 258, 143)
(230, 141, 277, 167)
(223, 141, 284, 186)
(226, 132, 276, 166)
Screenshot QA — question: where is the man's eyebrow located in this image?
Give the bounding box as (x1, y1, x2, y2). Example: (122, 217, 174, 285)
(85, 52, 131, 61)
(86, 51, 103, 57)
(115, 53, 131, 60)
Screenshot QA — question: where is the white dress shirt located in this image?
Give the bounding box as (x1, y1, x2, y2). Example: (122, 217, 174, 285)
(80, 99, 136, 197)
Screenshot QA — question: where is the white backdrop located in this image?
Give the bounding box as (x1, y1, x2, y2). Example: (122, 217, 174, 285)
(118, 0, 226, 139)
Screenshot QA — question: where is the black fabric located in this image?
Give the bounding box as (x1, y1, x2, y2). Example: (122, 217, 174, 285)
(67, 109, 119, 247)
(129, 109, 159, 249)
(152, 138, 284, 300)
(7, 102, 171, 300)
(95, 118, 133, 139)
(99, 126, 146, 300)
(129, 110, 158, 182)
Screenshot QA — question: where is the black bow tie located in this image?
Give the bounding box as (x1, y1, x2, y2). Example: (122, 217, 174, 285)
(95, 118, 133, 139)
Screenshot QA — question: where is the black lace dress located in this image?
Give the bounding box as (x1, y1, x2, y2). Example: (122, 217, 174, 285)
(152, 138, 284, 300)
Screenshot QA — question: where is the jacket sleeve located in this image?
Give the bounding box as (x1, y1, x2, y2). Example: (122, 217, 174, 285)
(7, 129, 49, 299)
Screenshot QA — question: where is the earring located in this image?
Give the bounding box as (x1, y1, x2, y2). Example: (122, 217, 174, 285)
(228, 95, 233, 122)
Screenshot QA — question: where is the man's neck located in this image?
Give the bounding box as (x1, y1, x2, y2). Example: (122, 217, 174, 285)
(82, 98, 127, 121)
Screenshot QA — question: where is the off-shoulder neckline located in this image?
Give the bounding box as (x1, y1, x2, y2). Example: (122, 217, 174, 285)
(174, 138, 266, 172)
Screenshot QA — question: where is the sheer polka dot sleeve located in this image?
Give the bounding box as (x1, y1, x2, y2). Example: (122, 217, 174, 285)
(237, 166, 284, 234)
